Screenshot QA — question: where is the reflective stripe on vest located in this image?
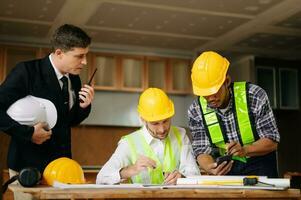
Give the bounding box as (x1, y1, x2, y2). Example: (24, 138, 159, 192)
(233, 82, 255, 145)
(199, 82, 255, 163)
(124, 126, 182, 184)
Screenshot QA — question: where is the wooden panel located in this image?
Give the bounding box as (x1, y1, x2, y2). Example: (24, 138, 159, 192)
(0, 134, 11, 200)
(168, 59, 192, 94)
(146, 57, 167, 90)
(36, 48, 51, 59)
(71, 125, 137, 166)
(0, 47, 4, 83)
(121, 55, 145, 91)
(4, 46, 37, 76)
(0, 125, 137, 170)
(93, 53, 118, 89)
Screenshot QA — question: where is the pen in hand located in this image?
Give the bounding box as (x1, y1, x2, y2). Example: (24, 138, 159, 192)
(163, 170, 180, 185)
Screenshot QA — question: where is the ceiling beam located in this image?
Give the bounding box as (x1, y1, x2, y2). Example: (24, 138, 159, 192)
(86, 25, 213, 40)
(259, 25, 301, 36)
(197, 0, 301, 52)
(107, 0, 254, 19)
(228, 46, 301, 60)
(47, 0, 102, 38)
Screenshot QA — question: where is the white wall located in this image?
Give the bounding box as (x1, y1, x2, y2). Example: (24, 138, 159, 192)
(82, 91, 196, 128)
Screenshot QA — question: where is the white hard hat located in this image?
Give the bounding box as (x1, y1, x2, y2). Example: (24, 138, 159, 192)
(7, 96, 57, 129)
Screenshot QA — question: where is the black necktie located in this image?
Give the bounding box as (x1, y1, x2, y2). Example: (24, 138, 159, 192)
(61, 76, 69, 113)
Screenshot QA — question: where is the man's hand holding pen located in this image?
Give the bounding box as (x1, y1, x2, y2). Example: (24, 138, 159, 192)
(163, 170, 182, 185)
(226, 141, 247, 157)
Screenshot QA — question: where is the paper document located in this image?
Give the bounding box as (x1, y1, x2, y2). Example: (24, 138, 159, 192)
(53, 181, 288, 191)
(177, 176, 290, 189)
(165, 184, 288, 191)
(53, 176, 290, 191)
(53, 181, 164, 189)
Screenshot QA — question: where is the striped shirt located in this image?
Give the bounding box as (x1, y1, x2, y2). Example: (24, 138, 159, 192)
(188, 83, 280, 157)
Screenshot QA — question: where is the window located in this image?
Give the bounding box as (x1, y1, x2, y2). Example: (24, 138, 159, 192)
(256, 66, 277, 108)
(279, 68, 299, 109)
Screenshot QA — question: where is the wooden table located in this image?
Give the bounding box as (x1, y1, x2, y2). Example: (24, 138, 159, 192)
(2, 168, 99, 200)
(9, 184, 300, 200)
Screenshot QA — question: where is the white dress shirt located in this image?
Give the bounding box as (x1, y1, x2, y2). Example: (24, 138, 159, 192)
(49, 54, 75, 109)
(96, 126, 200, 184)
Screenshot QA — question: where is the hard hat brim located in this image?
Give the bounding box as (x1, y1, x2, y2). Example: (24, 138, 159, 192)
(141, 109, 175, 122)
(192, 81, 223, 96)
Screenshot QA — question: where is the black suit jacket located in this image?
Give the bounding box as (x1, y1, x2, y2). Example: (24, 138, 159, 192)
(0, 56, 91, 172)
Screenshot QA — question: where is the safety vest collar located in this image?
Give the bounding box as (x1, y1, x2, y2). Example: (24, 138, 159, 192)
(124, 126, 182, 184)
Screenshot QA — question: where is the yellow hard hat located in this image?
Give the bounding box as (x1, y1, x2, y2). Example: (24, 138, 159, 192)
(191, 51, 229, 96)
(43, 157, 85, 186)
(137, 88, 174, 122)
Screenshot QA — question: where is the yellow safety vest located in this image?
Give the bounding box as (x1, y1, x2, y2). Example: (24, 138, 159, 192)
(124, 126, 182, 184)
(199, 82, 258, 163)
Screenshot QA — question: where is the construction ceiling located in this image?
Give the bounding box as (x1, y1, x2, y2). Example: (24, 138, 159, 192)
(1, 0, 301, 59)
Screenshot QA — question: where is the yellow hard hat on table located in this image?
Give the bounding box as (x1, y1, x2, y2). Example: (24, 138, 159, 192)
(191, 51, 230, 96)
(137, 88, 174, 122)
(43, 157, 85, 186)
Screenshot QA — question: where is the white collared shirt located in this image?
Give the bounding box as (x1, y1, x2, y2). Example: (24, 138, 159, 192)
(49, 54, 75, 109)
(96, 126, 200, 184)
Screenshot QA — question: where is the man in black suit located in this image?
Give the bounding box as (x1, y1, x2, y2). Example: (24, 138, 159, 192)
(0, 24, 94, 179)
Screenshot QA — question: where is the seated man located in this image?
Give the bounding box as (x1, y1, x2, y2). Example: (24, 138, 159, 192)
(96, 88, 200, 185)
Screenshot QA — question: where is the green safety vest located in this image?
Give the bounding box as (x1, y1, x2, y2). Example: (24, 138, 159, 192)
(124, 126, 182, 184)
(199, 82, 257, 163)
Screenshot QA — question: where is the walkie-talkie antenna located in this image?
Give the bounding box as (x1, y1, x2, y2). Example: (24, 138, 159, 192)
(79, 67, 98, 103)
(87, 68, 98, 85)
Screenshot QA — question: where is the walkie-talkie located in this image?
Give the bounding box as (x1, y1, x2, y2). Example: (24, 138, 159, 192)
(80, 68, 97, 103)
(87, 68, 98, 85)
(216, 155, 232, 166)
